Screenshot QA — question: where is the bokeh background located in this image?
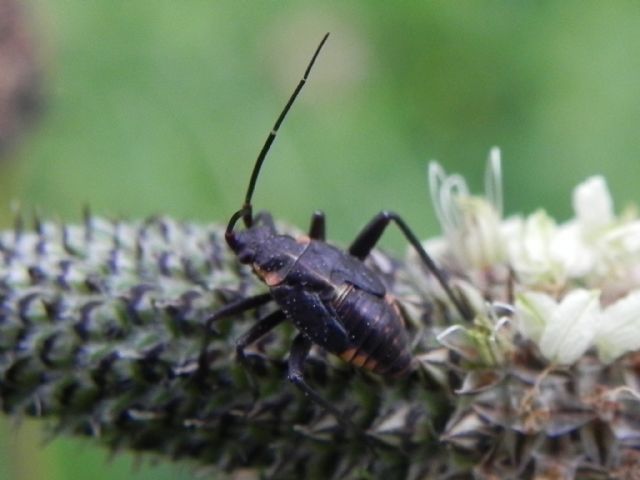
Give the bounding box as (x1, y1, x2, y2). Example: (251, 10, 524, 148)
(2, 1, 640, 479)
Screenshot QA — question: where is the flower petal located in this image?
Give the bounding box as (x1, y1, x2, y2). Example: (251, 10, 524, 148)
(506, 210, 564, 286)
(485, 147, 503, 217)
(515, 291, 557, 343)
(573, 176, 613, 233)
(550, 222, 595, 278)
(596, 291, 640, 363)
(539, 289, 600, 364)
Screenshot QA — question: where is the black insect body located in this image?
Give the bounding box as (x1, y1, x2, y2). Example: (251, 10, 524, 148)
(206, 33, 470, 423)
(229, 222, 413, 377)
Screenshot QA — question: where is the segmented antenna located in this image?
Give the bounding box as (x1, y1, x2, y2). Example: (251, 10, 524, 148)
(240, 33, 330, 228)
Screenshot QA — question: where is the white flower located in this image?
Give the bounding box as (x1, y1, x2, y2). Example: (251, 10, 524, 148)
(563, 177, 640, 292)
(428, 148, 506, 270)
(503, 176, 640, 292)
(503, 211, 565, 288)
(516, 289, 600, 364)
(513, 290, 555, 344)
(573, 176, 614, 234)
(424, 150, 640, 367)
(595, 291, 640, 363)
(549, 222, 595, 278)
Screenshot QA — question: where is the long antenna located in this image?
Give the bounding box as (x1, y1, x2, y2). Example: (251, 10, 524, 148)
(241, 32, 330, 227)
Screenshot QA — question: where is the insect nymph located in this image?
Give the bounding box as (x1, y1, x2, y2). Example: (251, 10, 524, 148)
(206, 33, 470, 422)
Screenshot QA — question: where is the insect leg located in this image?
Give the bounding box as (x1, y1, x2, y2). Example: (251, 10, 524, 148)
(288, 333, 352, 425)
(254, 211, 276, 230)
(199, 293, 273, 372)
(234, 309, 287, 400)
(205, 292, 273, 329)
(235, 309, 287, 364)
(348, 211, 472, 321)
(308, 210, 326, 240)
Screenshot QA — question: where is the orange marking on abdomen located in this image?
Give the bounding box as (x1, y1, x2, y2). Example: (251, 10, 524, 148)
(351, 353, 368, 368)
(339, 347, 378, 371)
(339, 347, 357, 363)
(363, 356, 378, 371)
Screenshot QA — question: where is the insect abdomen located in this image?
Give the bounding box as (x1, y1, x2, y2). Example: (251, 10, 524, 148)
(334, 285, 412, 377)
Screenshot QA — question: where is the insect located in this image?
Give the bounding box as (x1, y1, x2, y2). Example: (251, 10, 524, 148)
(205, 33, 471, 423)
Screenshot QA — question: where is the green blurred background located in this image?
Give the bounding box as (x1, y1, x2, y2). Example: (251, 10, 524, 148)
(2, 1, 640, 479)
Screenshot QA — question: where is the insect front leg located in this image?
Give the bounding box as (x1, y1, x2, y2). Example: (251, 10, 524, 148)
(235, 309, 287, 365)
(206, 292, 273, 324)
(199, 292, 273, 372)
(348, 210, 472, 320)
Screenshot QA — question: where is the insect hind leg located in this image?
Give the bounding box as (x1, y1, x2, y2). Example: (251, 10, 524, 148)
(288, 335, 390, 450)
(348, 211, 473, 321)
(288, 334, 355, 427)
(308, 210, 325, 240)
